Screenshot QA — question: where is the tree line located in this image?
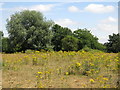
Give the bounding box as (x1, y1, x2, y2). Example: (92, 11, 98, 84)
(0, 10, 120, 53)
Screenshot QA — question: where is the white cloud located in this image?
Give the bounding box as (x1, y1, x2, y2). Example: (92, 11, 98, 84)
(101, 16, 117, 23)
(3, 4, 55, 12)
(29, 4, 55, 12)
(85, 4, 115, 13)
(55, 18, 82, 31)
(98, 16, 118, 34)
(55, 18, 80, 27)
(90, 16, 118, 43)
(97, 17, 118, 34)
(98, 36, 109, 44)
(90, 24, 118, 43)
(97, 24, 118, 33)
(68, 6, 80, 12)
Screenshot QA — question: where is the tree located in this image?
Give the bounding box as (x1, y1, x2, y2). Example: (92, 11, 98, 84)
(2, 37, 12, 53)
(104, 33, 120, 53)
(0, 31, 3, 38)
(52, 24, 72, 51)
(73, 28, 105, 50)
(61, 35, 78, 51)
(6, 10, 54, 52)
(0, 31, 3, 52)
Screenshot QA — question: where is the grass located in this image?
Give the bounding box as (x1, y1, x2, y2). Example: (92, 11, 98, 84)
(2, 51, 119, 88)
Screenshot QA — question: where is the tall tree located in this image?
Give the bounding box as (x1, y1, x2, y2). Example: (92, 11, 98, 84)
(6, 10, 54, 52)
(73, 28, 105, 50)
(52, 24, 72, 51)
(104, 33, 120, 53)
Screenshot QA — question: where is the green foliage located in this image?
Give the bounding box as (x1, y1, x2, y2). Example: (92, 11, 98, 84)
(52, 24, 72, 51)
(81, 45, 92, 52)
(6, 10, 54, 52)
(73, 29, 105, 51)
(73, 28, 95, 49)
(80, 46, 104, 53)
(104, 33, 120, 53)
(2, 37, 12, 53)
(25, 49, 34, 54)
(0, 31, 3, 52)
(61, 35, 78, 51)
(94, 43, 106, 51)
(4, 10, 108, 53)
(89, 49, 104, 53)
(0, 31, 3, 37)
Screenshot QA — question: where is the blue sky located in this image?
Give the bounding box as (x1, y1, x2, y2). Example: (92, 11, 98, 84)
(0, 1, 118, 43)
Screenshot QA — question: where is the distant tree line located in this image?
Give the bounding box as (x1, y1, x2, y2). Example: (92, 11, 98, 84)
(104, 33, 120, 53)
(0, 10, 119, 53)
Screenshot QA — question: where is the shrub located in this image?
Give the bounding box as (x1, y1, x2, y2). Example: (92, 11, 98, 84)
(25, 49, 34, 54)
(81, 46, 92, 52)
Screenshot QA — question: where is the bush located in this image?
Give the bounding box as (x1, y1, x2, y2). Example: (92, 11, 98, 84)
(40, 49, 47, 52)
(81, 46, 92, 52)
(61, 35, 78, 51)
(80, 46, 104, 53)
(25, 49, 34, 54)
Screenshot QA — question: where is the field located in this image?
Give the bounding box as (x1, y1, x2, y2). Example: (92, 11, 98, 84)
(2, 50, 119, 88)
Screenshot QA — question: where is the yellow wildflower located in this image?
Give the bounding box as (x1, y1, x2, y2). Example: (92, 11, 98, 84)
(35, 51, 40, 53)
(99, 81, 104, 84)
(33, 57, 37, 59)
(89, 79, 95, 83)
(103, 78, 108, 81)
(76, 62, 81, 67)
(40, 77, 43, 79)
(65, 72, 69, 75)
(38, 72, 42, 74)
(90, 63, 94, 66)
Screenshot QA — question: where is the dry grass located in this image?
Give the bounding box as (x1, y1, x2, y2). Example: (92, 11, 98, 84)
(2, 51, 119, 88)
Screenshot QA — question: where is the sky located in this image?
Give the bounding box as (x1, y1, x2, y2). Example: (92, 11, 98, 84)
(0, 0, 119, 2)
(0, 1, 119, 44)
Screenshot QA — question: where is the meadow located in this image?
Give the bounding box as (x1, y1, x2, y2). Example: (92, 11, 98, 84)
(2, 50, 119, 88)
